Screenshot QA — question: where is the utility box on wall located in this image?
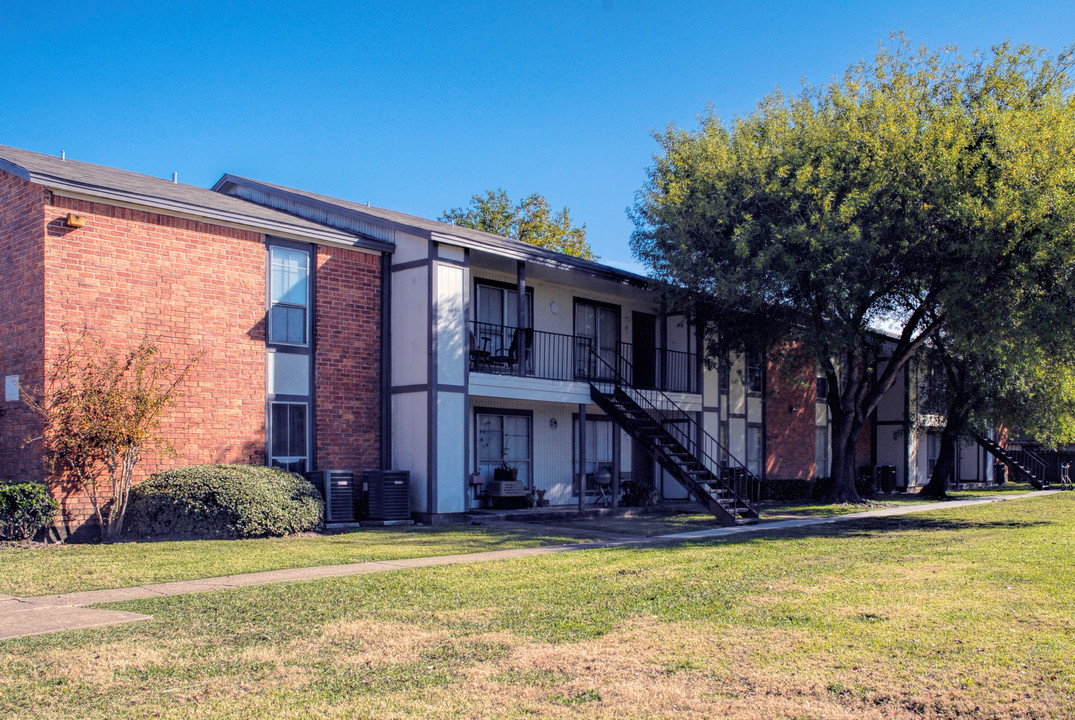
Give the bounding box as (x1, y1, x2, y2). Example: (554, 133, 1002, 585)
(360, 470, 411, 521)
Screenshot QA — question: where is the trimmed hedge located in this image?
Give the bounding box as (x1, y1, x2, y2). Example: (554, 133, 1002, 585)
(0, 483, 59, 541)
(126, 465, 324, 538)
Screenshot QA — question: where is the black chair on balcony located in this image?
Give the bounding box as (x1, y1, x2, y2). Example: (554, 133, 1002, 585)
(486, 327, 532, 374)
(469, 329, 490, 372)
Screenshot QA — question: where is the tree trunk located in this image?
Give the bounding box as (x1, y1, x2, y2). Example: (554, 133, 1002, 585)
(826, 412, 863, 503)
(921, 409, 969, 499)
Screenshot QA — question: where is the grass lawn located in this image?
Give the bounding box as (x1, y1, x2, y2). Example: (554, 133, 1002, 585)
(548, 483, 1040, 537)
(0, 525, 605, 597)
(1, 492, 1072, 718)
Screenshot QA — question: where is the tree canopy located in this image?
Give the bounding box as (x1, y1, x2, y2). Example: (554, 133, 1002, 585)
(441, 189, 596, 260)
(631, 37, 1075, 501)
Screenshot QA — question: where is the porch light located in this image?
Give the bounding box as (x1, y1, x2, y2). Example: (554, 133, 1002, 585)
(64, 213, 86, 228)
(549, 417, 558, 429)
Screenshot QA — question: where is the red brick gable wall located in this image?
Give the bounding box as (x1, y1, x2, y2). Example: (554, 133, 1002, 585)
(0, 172, 46, 482)
(314, 245, 381, 472)
(39, 195, 270, 534)
(764, 355, 816, 480)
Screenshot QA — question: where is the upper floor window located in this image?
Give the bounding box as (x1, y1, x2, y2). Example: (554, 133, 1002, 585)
(270, 246, 309, 345)
(718, 356, 730, 395)
(746, 351, 764, 394)
(476, 281, 531, 328)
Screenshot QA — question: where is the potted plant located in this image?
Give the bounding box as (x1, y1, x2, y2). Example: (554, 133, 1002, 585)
(493, 460, 518, 484)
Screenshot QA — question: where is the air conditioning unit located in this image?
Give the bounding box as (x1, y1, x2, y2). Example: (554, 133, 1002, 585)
(360, 470, 411, 521)
(306, 470, 355, 523)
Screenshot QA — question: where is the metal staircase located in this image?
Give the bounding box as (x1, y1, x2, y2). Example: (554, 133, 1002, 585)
(586, 350, 760, 526)
(971, 431, 1048, 489)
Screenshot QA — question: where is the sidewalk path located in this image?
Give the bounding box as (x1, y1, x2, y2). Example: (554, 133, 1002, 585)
(0, 490, 1057, 640)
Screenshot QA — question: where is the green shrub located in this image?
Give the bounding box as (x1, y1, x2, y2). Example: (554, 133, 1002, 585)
(0, 483, 59, 541)
(126, 465, 324, 538)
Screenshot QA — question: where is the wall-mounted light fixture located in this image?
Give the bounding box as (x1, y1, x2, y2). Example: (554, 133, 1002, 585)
(64, 213, 86, 229)
(788, 404, 797, 414)
(549, 417, 558, 429)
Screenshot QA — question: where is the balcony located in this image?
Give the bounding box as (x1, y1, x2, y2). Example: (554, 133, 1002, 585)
(469, 321, 698, 394)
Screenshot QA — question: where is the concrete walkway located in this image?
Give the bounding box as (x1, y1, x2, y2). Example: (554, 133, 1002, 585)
(0, 490, 1056, 640)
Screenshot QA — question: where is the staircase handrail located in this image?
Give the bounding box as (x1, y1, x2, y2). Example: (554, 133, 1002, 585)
(587, 345, 760, 511)
(1010, 444, 1047, 483)
(970, 430, 1047, 487)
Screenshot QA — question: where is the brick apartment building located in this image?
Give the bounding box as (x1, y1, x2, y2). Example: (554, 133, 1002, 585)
(0, 146, 388, 538)
(1, 144, 997, 538)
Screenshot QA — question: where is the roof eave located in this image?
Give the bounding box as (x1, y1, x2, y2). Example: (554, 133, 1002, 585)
(14, 166, 391, 253)
(216, 174, 648, 288)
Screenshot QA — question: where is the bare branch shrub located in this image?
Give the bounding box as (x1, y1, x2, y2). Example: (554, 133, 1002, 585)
(24, 331, 199, 540)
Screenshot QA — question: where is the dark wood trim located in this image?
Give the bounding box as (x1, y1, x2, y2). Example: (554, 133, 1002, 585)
(391, 258, 431, 272)
(390, 384, 429, 395)
(380, 251, 392, 469)
(427, 261, 436, 512)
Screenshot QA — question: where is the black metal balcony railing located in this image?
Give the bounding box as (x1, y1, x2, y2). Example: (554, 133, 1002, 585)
(469, 321, 698, 393)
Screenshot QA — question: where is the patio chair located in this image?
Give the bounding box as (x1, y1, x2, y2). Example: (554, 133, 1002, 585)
(468, 329, 490, 371)
(487, 327, 532, 374)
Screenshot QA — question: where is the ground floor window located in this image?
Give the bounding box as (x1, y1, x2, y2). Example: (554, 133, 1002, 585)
(746, 424, 762, 478)
(815, 425, 829, 478)
(476, 411, 532, 489)
(718, 421, 730, 467)
(270, 402, 308, 473)
(573, 415, 614, 495)
(927, 431, 941, 478)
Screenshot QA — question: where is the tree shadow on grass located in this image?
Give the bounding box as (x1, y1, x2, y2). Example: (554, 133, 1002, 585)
(703, 515, 1052, 547)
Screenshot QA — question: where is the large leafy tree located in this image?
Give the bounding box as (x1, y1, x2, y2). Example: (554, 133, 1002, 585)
(920, 262, 1075, 497)
(441, 189, 596, 260)
(632, 38, 1075, 502)
(919, 336, 1075, 498)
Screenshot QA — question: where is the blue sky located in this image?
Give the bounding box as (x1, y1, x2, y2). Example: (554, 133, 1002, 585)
(2, 2, 1071, 272)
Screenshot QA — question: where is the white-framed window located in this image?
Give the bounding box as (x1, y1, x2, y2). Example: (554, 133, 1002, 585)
(270, 401, 308, 473)
(269, 246, 310, 345)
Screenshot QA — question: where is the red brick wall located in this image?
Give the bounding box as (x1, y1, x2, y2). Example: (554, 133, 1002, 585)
(41, 194, 269, 534)
(314, 246, 381, 471)
(0, 172, 46, 482)
(765, 354, 816, 480)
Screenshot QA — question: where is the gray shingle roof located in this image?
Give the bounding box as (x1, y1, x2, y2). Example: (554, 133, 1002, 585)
(0, 145, 390, 252)
(214, 174, 649, 287)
